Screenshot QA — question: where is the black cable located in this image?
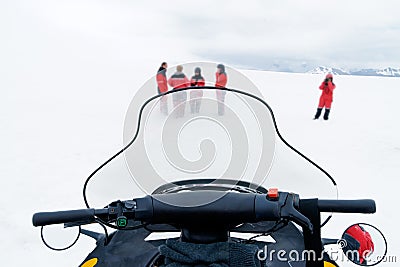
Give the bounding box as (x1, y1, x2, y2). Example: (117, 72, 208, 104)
(95, 219, 109, 245)
(243, 219, 288, 244)
(40, 225, 81, 251)
(82, 86, 337, 226)
(320, 215, 332, 228)
(82, 91, 162, 208)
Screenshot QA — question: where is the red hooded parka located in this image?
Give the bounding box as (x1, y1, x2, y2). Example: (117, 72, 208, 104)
(156, 68, 168, 94)
(318, 81, 336, 109)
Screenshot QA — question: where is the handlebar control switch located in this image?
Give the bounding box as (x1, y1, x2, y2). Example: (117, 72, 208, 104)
(124, 200, 137, 210)
(267, 188, 279, 200)
(117, 216, 128, 228)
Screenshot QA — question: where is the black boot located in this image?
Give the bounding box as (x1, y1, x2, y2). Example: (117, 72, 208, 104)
(314, 108, 322, 119)
(323, 109, 330, 120)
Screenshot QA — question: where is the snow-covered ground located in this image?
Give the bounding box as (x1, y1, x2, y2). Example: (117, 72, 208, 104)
(2, 68, 400, 266)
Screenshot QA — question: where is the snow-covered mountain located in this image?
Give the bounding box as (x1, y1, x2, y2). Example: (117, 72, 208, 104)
(357, 67, 400, 77)
(307, 66, 350, 75)
(307, 66, 400, 77)
(373, 67, 400, 77)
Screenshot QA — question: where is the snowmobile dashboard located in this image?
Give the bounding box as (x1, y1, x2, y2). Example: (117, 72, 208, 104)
(32, 190, 375, 235)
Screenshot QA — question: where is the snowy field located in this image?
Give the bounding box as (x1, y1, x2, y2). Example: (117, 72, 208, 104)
(2, 67, 400, 266)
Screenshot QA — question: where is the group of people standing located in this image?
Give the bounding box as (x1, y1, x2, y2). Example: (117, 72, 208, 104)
(157, 62, 336, 120)
(156, 63, 228, 117)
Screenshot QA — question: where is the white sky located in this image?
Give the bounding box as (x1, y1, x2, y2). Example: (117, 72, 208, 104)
(1, 0, 400, 75)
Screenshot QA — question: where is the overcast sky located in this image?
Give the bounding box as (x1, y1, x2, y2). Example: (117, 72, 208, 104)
(1, 0, 400, 76)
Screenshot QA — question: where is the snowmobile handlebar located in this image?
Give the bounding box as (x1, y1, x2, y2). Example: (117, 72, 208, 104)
(32, 208, 108, 228)
(32, 191, 375, 231)
(317, 199, 376, 213)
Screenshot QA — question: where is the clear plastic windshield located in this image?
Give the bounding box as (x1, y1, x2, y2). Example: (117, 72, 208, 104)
(85, 62, 337, 217)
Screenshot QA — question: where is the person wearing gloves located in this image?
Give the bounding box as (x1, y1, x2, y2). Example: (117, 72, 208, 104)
(215, 64, 228, 116)
(168, 65, 190, 118)
(156, 62, 168, 115)
(314, 73, 336, 120)
(189, 67, 205, 114)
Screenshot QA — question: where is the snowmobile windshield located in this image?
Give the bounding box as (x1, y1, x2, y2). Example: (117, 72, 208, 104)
(84, 62, 338, 220)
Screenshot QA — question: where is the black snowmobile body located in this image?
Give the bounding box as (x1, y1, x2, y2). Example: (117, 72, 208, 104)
(33, 177, 374, 267)
(81, 221, 305, 267)
(79, 180, 306, 267)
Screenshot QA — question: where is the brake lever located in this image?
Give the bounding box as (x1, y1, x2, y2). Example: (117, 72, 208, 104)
(280, 193, 314, 233)
(64, 219, 95, 228)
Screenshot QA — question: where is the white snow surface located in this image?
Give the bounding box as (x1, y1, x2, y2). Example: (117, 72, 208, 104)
(2, 70, 400, 266)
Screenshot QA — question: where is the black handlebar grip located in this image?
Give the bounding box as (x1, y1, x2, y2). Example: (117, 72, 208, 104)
(317, 199, 376, 213)
(32, 209, 96, 227)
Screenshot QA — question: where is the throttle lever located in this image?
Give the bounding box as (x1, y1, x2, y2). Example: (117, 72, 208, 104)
(280, 193, 314, 233)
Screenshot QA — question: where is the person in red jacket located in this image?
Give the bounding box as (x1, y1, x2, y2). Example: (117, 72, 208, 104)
(189, 67, 205, 114)
(215, 64, 228, 115)
(168, 65, 190, 118)
(342, 224, 374, 265)
(156, 62, 168, 115)
(314, 73, 336, 120)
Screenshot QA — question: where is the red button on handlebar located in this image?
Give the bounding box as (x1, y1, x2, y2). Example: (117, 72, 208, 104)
(267, 188, 279, 199)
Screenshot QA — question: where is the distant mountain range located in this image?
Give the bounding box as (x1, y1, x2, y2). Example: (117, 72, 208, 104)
(307, 66, 400, 77)
(205, 54, 400, 78)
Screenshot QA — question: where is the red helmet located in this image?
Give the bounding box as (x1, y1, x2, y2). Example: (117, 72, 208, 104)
(326, 73, 333, 79)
